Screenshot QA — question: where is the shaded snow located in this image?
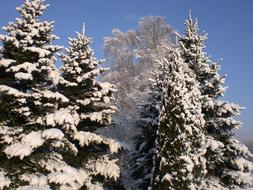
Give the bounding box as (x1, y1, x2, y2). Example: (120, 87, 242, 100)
(96, 118, 141, 190)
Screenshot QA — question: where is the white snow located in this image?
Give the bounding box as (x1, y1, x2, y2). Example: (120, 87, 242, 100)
(21, 131, 44, 148)
(4, 143, 33, 159)
(76, 68, 101, 83)
(0, 85, 27, 97)
(25, 47, 51, 58)
(226, 170, 253, 187)
(74, 131, 122, 153)
(161, 174, 172, 182)
(74, 131, 103, 146)
(103, 96, 110, 104)
(81, 112, 103, 123)
(45, 108, 79, 127)
(76, 99, 91, 106)
(86, 156, 120, 181)
(42, 128, 64, 140)
(48, 166, 87, 190)
(7, 62, 38, 73)
(81, 109, 115, 123)
(100, 82, 117, 94)
(0, 59, 16, 68)
(20, 174, 48, 187)
(180, 155, 194, 172)
(105, 138, 122, 153)
(36, 90, 69, 103)
(0, 172, 11, 190)
(15, 72, 33, 80)
(234, 158, 253, 171)
(51, 141, 65, 148)
(17, 186, 51, 190)
(48, 69, 61, 85)
(206, 137, 224, 151)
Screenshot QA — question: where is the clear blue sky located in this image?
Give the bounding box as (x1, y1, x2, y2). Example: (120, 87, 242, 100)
(0, 0, 252, 141)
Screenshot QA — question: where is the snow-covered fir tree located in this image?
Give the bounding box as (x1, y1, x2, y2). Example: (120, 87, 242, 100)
(0, 0, 66, 189)
(58, 32, 122, 189)
(129, 47, 173, 189)
(153, 47, 206, 190)
(177, 15, 253, 189)
(59, 32, 118, 127)
(0, 1, 121, 190)
(129, 70, 163, 190)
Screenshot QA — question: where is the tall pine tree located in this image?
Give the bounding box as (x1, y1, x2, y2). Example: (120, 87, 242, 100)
(177, 15, 253, 189)
(153, 47, 206, 189)
(58, 32, 121, 189)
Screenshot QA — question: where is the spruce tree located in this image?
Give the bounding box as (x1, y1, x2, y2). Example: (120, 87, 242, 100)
(58, 32, 121, 189)
(153, 47, 206, 190)
(0, 0, 67, 189)
(177, 16, 253, 189)
(129, 70, 162, 190)
(0, 1, 120, 189)
(129, 46, 173, 189)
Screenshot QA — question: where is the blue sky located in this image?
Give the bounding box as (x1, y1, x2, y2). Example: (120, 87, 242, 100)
(0, 0, 252, 141)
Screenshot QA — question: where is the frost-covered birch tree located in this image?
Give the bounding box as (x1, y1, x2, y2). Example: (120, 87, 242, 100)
(153, 47, 206, 190)
(58, 32, 122, 189)
(177, 15, 253, 189)
(102, 16, 174, 120)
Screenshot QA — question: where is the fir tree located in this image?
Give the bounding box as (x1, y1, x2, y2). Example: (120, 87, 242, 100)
(59, 32, 117, 128)
(58, 32, 121, 189)
(0, 0, 67, 188)
(0, 1, 120, 189)
(129, 47, 172, 189)
(177, 15, 253, 189)
(0, 0, 62, 126)
(153, 47, 206, 190)
(129, 70, 162, 190)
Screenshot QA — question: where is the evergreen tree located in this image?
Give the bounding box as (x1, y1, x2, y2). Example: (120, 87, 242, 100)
(0, 1, 121, 189)
(59, 32, 117, 128)
(177, 15, 253, 189)
(0, 0, 62, 126)
(129, 70, 162, 190)
(153, 47, 206, 190)
(129, 46, 173, 189)
(0, 0, 68, 189)
(58, 32, 121, 189)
